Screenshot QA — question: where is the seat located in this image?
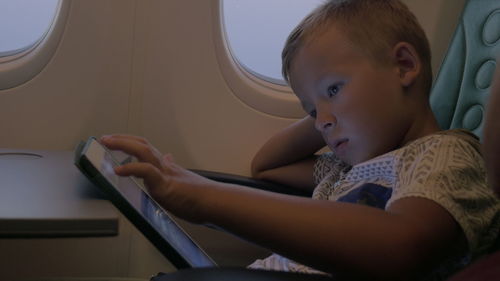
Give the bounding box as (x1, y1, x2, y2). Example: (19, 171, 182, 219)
(168, 0, 500, 279)
(430, 0, 500, 138)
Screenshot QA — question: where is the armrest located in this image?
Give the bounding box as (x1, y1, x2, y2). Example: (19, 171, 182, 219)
(190, 169, 312, 197)
(152, 267, 333, 281)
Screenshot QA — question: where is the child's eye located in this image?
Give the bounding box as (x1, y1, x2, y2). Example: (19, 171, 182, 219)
(327, 84, 342, 98)
(309, 109, 317, 118)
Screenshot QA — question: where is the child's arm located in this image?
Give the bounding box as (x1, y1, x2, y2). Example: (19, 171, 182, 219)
(251, 116, 326, 192)
(102, 135, 464, 281)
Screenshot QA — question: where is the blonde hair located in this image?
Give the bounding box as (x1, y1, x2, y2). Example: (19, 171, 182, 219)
(282, 0, 432, 92)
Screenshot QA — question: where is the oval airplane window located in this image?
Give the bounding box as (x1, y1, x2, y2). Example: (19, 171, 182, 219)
(0, 0, 70, 90)
(214, 0, 323, 118)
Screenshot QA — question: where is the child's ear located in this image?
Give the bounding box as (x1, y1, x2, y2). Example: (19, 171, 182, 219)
(392, 42, 421, 88)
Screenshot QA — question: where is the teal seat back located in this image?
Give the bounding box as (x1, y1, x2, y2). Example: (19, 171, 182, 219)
(430, 0, 500, 139)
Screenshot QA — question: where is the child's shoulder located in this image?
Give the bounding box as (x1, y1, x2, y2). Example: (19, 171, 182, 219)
(433, 129, 480, 146)
(401, 129, 481, 157)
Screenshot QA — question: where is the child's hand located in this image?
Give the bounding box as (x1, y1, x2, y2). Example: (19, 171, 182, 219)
(100, 134, 212, 223)
(251, 116, 325, 191)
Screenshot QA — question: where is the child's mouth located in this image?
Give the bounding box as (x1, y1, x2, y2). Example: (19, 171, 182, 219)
(332, 138, 349, 154)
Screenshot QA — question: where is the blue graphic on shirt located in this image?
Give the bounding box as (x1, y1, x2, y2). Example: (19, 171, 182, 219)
(337, 183, 392, 209)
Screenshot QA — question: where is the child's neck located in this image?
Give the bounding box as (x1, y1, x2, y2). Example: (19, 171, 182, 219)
(401, 105, 440, 147)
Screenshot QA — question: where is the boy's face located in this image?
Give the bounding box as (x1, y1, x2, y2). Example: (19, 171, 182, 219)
(289, 26, 414, 165)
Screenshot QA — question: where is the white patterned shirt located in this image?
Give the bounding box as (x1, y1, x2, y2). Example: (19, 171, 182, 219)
(249, 130, 500, 280)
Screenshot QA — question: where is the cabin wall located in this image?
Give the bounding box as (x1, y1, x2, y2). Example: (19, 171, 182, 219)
(0, 0, 135, 150)
(0, 0, 467, 171)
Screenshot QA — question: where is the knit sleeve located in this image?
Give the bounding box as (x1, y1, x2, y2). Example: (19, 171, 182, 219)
(387, 135, 500, 256)
(313, 152, 349, 185)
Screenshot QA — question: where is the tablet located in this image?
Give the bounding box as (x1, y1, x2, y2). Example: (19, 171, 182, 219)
(74, 137, 216, 269)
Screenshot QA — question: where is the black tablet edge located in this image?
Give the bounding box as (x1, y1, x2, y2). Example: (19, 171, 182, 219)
(74, 139, 197, 269)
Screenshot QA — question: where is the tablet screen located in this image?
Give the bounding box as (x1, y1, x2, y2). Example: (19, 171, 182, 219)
(81, 138, 215, 268)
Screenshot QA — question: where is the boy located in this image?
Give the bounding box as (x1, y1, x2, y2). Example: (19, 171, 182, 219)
(101, 0, 500, 280)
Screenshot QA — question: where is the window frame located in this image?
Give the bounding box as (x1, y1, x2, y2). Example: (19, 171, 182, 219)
(212, 0, 305, 119)
(0, 0, 71, 90)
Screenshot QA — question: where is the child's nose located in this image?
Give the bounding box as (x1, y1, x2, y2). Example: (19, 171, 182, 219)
(314, 110, 336, 132)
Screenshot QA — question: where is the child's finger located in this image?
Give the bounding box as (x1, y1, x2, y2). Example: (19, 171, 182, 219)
(115, 162, 166, 190)
(100, 134, 149, 145)
(163, 153, 175, 162)
(102, 137, 162, 167)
